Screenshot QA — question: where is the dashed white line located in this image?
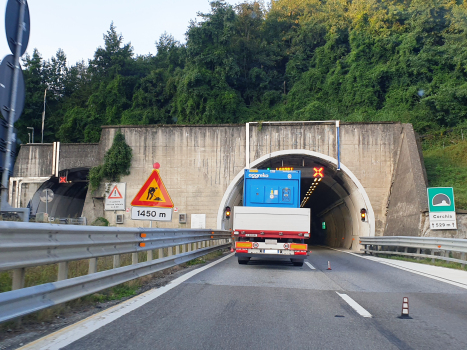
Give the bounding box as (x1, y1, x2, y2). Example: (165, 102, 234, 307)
(336, 292, 372, 318)
(305, 261, 315, 270)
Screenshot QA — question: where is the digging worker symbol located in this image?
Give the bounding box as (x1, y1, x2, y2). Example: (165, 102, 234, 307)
(147, 187, 162, 201)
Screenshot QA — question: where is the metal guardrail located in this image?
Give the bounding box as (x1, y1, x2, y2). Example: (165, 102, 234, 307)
(0, 221, 232, 323)
(360, 236, 467, 265)
(0, 222, 231, 271)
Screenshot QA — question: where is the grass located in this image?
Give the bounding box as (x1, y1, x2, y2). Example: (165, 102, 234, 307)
(0, 252, 149, 293)
(185, 250, 224, 266)
(423, 139, 467, 210)
(374, 253, 467, 271)
(0, 245, 227, 329)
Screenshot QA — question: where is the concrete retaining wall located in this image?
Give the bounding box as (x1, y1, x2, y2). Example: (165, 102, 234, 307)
(384, 124, 429, 236)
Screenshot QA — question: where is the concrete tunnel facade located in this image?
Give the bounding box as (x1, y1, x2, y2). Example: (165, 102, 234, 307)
(217, 150, 374, 250)
(13, 122, 430, 240)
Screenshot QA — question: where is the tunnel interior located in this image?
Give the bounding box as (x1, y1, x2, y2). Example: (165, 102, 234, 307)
(30, 168, 89, 219)
(221, 153, 372, 250)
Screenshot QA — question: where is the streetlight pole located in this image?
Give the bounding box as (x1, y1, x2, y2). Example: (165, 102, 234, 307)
(41, 88, 46, 143)
(27, 126, 34, 143)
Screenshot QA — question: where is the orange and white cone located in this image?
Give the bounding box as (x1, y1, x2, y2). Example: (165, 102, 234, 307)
(327, 261, 332, 270)
(399, 296, 412, 319)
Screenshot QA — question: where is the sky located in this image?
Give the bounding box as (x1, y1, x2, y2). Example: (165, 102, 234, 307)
(0, 0, 241, 66)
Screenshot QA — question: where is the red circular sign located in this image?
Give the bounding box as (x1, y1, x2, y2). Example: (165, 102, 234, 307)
(153, 162, 160, 170)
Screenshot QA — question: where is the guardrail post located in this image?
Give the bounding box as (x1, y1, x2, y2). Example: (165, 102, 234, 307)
(88, 258, 97, 274)
(147, 250, 153, 261)
(12, 268, 25, 290)
(404, 247, 408, 254)
(158, 248, 164, 259)
(182, 244, 186, 253)
(132, 253, 138, 265)
(113, 255, 120, 268)
(167, 247, 172, 257)
(175, 245, 180, 255)
(58, 262, 68, 281)
(461, 252, 465, 267)
(416, 248, 421, 260)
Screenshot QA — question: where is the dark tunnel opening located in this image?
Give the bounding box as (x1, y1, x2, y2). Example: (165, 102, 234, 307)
(30, 168, 89, 219)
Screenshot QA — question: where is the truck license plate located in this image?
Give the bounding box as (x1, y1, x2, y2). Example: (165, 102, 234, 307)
(245, 234, 257, 237)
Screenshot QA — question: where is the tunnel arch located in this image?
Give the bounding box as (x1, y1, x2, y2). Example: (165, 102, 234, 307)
(217, 150, 375, 250)
(30, 167, 90, 219)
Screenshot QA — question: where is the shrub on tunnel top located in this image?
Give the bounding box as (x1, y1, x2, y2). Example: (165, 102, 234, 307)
(88, 131, 132, 193)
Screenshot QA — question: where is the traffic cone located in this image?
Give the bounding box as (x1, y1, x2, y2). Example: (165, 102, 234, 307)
(327, 261, 332, 270)
(399, 297, 412, 319)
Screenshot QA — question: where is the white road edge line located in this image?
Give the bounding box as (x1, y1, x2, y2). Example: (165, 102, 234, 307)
(305, 262, 315, 270)
(327, 247, 467, 291)
(336, 292, 372, 318)
(19, 253, 235, 350)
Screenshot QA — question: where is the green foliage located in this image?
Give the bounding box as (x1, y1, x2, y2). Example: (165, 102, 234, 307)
(16, 1, 467, 158)
(423, 139, 467, 210)
(91, 217, 110, 226)
(0, 272, 11, 293)
(88, 131, 132, 192)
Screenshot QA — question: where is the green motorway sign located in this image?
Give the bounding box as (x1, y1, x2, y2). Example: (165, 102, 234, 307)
(427, 187, 455, 212)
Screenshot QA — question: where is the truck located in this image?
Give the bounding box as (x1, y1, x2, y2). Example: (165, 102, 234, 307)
(233, 169, 310, 266)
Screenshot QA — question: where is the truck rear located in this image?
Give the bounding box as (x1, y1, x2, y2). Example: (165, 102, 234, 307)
(233, 169, 310, 266)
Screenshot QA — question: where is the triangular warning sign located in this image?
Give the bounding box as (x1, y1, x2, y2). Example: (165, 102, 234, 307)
(108, 185, 123, 199)
(131, 170, 174, 208)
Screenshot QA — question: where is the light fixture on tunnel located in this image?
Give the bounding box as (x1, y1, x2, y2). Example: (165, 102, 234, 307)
(360, 208, 367, 222)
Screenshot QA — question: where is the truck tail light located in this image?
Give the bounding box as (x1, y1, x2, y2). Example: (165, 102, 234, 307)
(236, 249, 249, 253)
(290, 243, 307, 251)
(233, 231, 239, 235)
(236, 242, 253, 249)
(294, 251, 307, 255)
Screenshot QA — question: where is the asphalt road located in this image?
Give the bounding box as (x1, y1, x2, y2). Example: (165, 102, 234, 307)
(61, 247, 467, 350)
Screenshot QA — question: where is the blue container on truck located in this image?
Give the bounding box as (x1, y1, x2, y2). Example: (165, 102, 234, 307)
(243, 169, 301, 208)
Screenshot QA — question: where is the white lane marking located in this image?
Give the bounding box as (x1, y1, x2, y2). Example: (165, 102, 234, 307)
(305, 262, 315, 270)
(336, 292, 372, 318)
(327, 247, 467, 291)
(19, 253, 235, 350)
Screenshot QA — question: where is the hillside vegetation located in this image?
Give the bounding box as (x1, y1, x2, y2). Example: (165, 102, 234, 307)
(10, 0, 467, 206)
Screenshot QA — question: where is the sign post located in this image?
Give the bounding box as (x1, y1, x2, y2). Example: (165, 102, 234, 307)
(427, 187, 457, 230)
(131, 163, 174, 222)
(0, 0, 30, 222)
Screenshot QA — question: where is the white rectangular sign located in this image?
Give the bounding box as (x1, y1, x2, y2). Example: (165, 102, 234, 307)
(191, 214, 206, 229)
(429, 212, 457, 230)
(131, 207, 172, 221)
(105, 183, 126, 211)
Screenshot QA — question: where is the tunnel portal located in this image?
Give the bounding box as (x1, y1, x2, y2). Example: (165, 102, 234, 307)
(218, 150, 374, 250)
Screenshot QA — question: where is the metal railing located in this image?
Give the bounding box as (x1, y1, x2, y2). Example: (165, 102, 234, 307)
(360, 236, 467, 265)
(0, 222, 232, 323)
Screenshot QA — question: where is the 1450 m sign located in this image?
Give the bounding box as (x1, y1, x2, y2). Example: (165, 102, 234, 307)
(131, 207, 172, 221)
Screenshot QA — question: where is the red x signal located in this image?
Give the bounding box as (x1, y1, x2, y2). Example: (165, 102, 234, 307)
(313, 167, 324, 178)
(59, 176, 67, 183)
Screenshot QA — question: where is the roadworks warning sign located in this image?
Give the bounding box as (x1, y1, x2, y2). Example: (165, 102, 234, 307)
(131, 170, 173, 208)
